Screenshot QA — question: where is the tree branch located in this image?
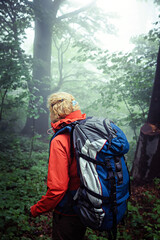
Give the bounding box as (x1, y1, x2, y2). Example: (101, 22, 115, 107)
(0, 88, 8, 121)
(0, 17, 12, 30)
(53, 38, 59, 50)
(57, 1, 96, 21)
(52, 0, 65, 18)
(1, 1, 13, 21)
(62, 38, 71, 54)
(0, 25, 10, 34)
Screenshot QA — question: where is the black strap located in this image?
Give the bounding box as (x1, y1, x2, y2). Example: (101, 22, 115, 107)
(82, 184, 109, 201)
(114, 156, 123, 185)
(78, 152, 110, 167)
(106, 159, 117, 240)
(70, 126, 75, 159)
(110, 178, 117, 240)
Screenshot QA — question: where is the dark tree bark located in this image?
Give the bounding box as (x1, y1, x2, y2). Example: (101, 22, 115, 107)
(131, 47, 160, 182)
(147, 47, 160, 125)
(131, 124, 160, 181)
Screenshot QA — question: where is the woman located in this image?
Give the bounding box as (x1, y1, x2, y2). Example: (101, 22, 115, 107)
(30, 92, 86, 240)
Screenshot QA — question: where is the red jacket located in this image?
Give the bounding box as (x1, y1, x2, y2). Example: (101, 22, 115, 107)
(31, 110, 86, 217)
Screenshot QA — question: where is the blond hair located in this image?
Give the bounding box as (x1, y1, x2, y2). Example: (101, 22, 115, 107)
(48, 92, 80, 123)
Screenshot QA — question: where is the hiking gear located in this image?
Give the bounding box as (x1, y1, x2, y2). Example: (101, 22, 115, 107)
(52, 116, 130, 234)
(30, 110, 86, 217)
(72, 117, 130, 232)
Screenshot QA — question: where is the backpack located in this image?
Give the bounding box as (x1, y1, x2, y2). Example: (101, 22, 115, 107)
(53, 117, 130, 238)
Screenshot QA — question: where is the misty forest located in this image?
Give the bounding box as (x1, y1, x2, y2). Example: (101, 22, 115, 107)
(0, 0, 160, 239)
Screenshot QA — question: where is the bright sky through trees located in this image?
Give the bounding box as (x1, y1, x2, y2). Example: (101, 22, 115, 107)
(22, 0, 159, 53)
(96, 0, 159, 51)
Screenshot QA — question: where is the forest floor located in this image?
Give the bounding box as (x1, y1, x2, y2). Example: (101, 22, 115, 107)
(28, 180, 160, 240)
(1, 135, 160, 240)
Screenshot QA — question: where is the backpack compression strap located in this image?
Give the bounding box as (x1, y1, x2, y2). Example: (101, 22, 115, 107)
(106, 159, 117, 240)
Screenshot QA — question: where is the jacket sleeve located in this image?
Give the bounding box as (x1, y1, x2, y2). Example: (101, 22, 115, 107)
(31, 135, 70, 217)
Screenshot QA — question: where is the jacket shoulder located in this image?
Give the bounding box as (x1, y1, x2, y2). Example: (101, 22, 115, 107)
(50, 132, 70, 149)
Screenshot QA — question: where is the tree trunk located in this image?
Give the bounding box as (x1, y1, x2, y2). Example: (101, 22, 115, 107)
(22, 0, 93, 135)
(131, 47, 160, 182)
(22, 0, 62, 135)
(131, 123, 160, 181)
(147, 47, 160, 126)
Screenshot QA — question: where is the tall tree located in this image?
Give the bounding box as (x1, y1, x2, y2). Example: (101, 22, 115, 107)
(23, 0, 99, 135)
(23, 0, 114, 135)
(131, 46, 160, 181)
(22, 0, 64, 135)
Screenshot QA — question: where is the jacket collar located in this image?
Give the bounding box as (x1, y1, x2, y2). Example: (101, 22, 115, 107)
(51, 110, 86, 132)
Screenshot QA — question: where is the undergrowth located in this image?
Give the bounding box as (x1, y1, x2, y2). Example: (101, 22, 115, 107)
(0, 133, 49, 240)
(0, 134, 160, 239)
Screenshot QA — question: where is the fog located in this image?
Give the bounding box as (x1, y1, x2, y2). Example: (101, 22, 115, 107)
(23, 0, 159, 53)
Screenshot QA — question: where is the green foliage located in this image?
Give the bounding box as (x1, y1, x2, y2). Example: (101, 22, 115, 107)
(141, 191, 160, 239)
(0, 134, 49, 239)
(51, 15, 160, 175)
(77, 23, 160, 168)
(0, 2, 160, 237)
(96, 34, 158, 125)
(154, 178, 160, 190)
(0, 133, 160, 239)
(0, 0, 32, 129)
(85, 228, 107, 240)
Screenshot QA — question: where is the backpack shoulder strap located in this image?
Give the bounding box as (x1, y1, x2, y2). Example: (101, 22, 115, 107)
(50, 125, 73, 141)
(50, 122, 78, 159)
